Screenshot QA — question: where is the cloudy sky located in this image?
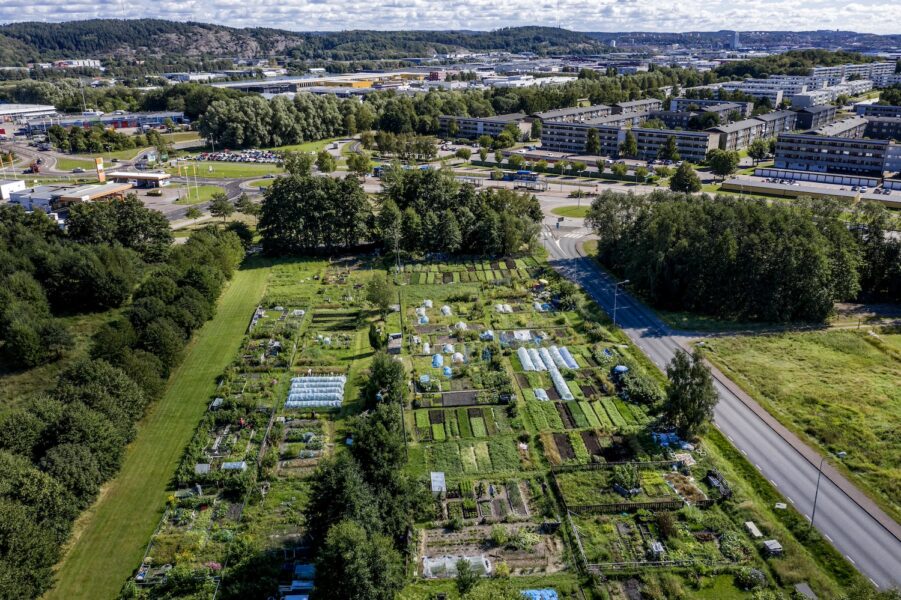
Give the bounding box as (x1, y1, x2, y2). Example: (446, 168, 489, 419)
(0, 0, 899, 34)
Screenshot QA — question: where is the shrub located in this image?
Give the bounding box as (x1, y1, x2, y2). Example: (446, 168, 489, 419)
(735, 567, 767, 590)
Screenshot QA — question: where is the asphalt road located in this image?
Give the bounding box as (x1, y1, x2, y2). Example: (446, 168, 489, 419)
(542, 219, 901, 591)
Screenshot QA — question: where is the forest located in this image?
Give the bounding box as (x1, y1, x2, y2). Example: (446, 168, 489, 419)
(0, 203, 245, 599)
(586, 190, 900, 323)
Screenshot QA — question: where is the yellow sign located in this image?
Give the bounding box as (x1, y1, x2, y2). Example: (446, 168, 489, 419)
(95, 157, 106, 183)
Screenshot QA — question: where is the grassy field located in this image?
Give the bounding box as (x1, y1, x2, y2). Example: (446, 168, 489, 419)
(172, 184, 226, 205)
(45, 263, 270, 600)
(168, 161, 282, 179)
(57, 147, 151, 172)
(162, 132, 202, 143)
(247, 177, 278, 190)
(551, 205, 589, 218)
(702, 329, 901, 523)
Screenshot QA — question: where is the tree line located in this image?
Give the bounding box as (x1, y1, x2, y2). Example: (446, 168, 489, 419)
(586, 190, 899, 323)
(0, 205, 244, 598)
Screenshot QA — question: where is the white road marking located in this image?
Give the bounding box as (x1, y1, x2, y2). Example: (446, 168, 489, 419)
(869, 578, 879, 588)
(755, 463, 762, 470)
(787, 496, 795, 505)
(769, 479, 777, 487)
(741, 449, 748, 456)
(727, 435, 734, 442)
(845, 555, 856, 565)
(805, 514, 811, 521)
(825, 534, 833, 543)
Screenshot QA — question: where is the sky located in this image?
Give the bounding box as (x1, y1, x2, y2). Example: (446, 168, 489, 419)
(0, 0, 900, 35)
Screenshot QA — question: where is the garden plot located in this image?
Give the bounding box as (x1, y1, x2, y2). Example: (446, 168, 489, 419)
(420, 436, 526, 476)
(412, 405, 515, 442)
(136, 495, 237, 585)
(571, 504, 751, 568)
(419, 522, 566, 577)
(277, 416, 332, 476)
(553, 465, 683, 511)
(438, 478, 533, 522)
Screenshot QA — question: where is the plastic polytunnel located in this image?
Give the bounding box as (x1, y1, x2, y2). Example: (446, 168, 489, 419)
(559, 347, 579, 369)
(517, 347, 536, 371)
(533, 388, 550, 401)
(549, 346, 568, 370)
(528, 348, 547, 371)
(549, 368, 574, 401)
(538, 348, 555, 373)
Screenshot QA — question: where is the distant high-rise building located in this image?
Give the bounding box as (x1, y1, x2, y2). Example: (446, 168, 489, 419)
(610, 39, 616, 48)
(732, 31, 740, 50)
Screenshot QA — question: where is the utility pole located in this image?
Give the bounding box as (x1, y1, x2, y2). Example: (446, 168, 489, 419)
(811, 451, 845, 530)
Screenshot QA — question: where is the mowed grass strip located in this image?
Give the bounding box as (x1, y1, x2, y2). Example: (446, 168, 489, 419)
(46, 264, 269, 600)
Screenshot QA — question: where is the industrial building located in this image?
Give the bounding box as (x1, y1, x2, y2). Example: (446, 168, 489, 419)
(669, 97, 754, 117)
(0, 179, 26, 201)
(26, 111, 188, 133)
(8, 182, 133, 212)
(793, 105, 838, 130)
(438, 113, 529, 139)
(0, 103, 57, 123)
(774, 133, 892, 176)
(534, 104, 611, 123)
(611, 99, 662, 115)
(709, 119, 766, 151)
(753, 110, 798, 138)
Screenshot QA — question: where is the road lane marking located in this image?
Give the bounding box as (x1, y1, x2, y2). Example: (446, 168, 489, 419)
(741, 449, 748, 456)
(869, 578, 879, 588)
(754, 463, 762, 470)
(787, 496, 794, 504)
(804, 514, 811, 521)
(824, 534, 833, 543)
(845, 555, 856, 565)
(769, 479, 777, 487)
(727, 435, 734, 442)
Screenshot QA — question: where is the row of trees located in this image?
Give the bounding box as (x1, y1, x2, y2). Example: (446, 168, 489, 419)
(0, 216, 244, 598)
(586, 190, 872, 322)
(378, 166, 543, 256)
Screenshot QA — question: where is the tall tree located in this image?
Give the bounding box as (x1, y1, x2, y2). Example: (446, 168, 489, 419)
(669, 162, 702, 193)
(208, 192, 234, 222)
(664, 349, 718, 437)
(619, 130, 638, 158)
(585, 128, 601, 155)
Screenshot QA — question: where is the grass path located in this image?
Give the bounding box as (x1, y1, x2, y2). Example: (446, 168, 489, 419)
(45, 264, 270, 600)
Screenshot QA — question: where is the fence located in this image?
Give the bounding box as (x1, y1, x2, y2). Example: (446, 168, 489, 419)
(568, 499, 685, 515)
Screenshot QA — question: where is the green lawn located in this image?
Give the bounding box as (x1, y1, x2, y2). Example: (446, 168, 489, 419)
(703, 329, 901, 523)
(54, 156, 97, 172)
(168, 161, 282, 179)
(162, 132, 202, 143)
(46, 263, 270, 600)
(172, 184, 226, 205)
(57, 147, 151, 172)
(550, 205, 589, 218)
(247, 177, 278, 190)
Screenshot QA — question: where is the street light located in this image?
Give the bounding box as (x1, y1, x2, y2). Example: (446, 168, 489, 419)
(613, 280, 630, 328)
(810, 451, 846, 530)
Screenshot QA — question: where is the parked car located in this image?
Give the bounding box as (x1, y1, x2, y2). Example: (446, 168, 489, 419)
(72, 167, 85, 174)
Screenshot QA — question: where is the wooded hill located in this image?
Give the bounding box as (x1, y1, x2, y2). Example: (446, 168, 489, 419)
(0, 20, 606, 64)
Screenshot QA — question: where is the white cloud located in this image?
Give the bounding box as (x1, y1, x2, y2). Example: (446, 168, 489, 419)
(0, 0, 899, 34)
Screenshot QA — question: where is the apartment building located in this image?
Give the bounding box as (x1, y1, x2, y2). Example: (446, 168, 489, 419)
(648, 110, 696, 129)
(611, 98, 663, 115)
(791, 89, 834, 108)
(812, 116, 868, 139)
(535, 104, 611, 123)
(864, 117, 901, 141)
(719, 81, 784, 107)
(669, 97, 754, 117)
(539, 122, 622, 155)
(855, 104, 901, 118)
(753, 110, 798, 138)
(774, 133, 890, 175)
(809, 62, 894, 86)
(438, 113, 529, 138)
(793, 105, 838, 130)
(708, 118, 765, 151)
(633, 128, 718, 163)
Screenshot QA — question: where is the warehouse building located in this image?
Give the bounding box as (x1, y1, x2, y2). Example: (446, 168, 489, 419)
(0, 103, 57, 122)
(793, 105, 838, 131)
(26, 111, 188, 133)
(438, 113, 529, 139)
(774, 133, 891, 176)
(709, 118, 766, 151)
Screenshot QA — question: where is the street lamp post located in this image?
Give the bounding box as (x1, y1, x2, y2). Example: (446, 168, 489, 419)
(810, 451, 846, 530)
(613, 279, 630, 328)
